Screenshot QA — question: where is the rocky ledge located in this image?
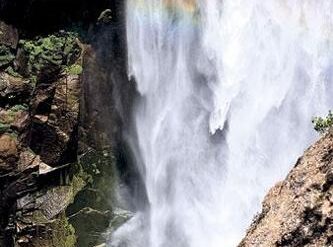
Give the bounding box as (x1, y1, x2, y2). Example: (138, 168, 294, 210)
(240, 130, 333, 247)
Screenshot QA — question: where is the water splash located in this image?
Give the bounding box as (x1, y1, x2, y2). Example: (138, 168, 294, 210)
(109, 1, 333, 246)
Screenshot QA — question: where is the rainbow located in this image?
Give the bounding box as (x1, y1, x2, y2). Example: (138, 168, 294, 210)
(163, 0, 198, 15)
(129, 0, 200, 25)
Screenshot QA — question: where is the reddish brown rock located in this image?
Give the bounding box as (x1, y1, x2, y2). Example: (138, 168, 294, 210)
(0, 134, 17, 157)
(0, 134, 18, 172)
(12, 111, 29, 132)
(0, 73, 32, 104)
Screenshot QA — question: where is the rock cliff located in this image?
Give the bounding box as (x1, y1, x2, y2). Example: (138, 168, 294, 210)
(240, 130, 333, 247)
(0, 1, 132, 246)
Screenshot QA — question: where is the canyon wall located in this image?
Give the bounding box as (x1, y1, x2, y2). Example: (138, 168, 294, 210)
(240, 130, 333, 247)
(0, 1, 133, 246)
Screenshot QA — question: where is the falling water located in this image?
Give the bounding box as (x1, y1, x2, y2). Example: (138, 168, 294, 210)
(110, 1, 333, 246)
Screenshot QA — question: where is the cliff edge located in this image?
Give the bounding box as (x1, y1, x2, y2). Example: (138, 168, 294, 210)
(240, 130, 333, 247)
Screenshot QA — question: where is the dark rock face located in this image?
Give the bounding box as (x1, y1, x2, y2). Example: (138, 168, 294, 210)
(0, 21, 19, 49)
(0, 22, 18, 69)
(28, 72, 81, 165)
(80, 12, 148, 213)
(0, 29, 85, 246)
(240, 130, 333, 247)
(0, 1, 135, 246)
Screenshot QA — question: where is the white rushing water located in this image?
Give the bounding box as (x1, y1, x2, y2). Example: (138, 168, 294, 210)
(110, 1, 333, 246)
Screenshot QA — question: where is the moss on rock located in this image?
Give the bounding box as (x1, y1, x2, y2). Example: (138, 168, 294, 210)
(65, 148, 119, 247)
(0, 122, 10, 133)
(23, 212, 77, 247)
(66, 64, 83, 76)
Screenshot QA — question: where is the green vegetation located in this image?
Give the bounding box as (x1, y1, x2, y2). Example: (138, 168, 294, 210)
(312, 110, 333, 134)
(0, 123, 10, 133)
(0, 110, 16, 124)
(35, 212, 77, 247)
(66, 64, 83, 75)
(10, 104, 28, 112)
(0, 105, 28, 129)
(5, 66, 22, 78)
(19, 32, 81, 77)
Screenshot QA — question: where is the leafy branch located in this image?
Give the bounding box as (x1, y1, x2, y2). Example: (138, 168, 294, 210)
(312, 110, 333, 134)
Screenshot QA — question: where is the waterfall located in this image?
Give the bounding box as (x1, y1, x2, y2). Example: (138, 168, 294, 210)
(109, 1, 333, 246)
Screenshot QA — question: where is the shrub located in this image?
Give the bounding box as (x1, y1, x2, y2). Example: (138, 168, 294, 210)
(19, 32, 81, 77)
(312, 110, 333, 134)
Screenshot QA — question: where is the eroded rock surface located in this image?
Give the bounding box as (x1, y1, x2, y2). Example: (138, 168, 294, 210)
(0, 1, 138, 246)
(0, 30, 86, 246)
(240, 131, 333, 247)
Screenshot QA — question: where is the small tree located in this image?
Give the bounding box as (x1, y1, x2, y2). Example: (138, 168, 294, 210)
(312, 110, 333, 134)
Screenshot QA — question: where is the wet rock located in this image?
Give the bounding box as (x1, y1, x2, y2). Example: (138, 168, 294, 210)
(94, 244, 107, 247)
(69, 207, 111, 247)
(109, 208, 132, 230)
(97, 9, 113, 24)
(240, 132, 333, 247)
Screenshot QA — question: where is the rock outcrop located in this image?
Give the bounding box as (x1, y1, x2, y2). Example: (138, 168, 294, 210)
(0, 1, 132, 245)
(0, 21, 86, 246)
(240, 130, 333, 247)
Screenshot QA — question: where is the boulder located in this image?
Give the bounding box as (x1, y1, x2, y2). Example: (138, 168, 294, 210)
(0, 106, 28, 127)
(0, 73, 32, 105)
(11, 110, 29, 132)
